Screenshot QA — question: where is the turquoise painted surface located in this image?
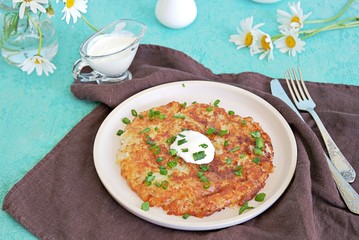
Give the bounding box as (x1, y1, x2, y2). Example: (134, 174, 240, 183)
(0, 0, 358, 238)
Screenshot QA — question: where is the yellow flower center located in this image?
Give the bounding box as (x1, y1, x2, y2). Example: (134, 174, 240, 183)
(244, 32, 253, 46)
(291, 16, 301, 26)
(66, 0, 75, 8)
(25, 0, 32, 2)
(285, 36, 296, 48)
(34, 58, 42, 64)
(261, 35, 271, 51)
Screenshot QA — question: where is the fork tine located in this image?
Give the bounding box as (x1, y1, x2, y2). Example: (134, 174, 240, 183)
(286, 69, 302, 102)
(284, 70, 299, 105)
(292, 67, 306, 101)
(297, 67, 312, 100)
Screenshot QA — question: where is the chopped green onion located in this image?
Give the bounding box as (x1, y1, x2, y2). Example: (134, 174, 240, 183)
(199, 165, 209, 172)
(177, 138, 187, 146)
(206, 106, 213, 112)
(145, 172, 155, 186)
(141, 201, 150, 211)
(214, 99, 220, 107)
(255, 193, 266, 202)
(182, 213, 190, 219)
(139, 114, 144, 119)
(154, 127, 159, 131)
(161, 180, 169, 190)
(156, 157, 164, 162)
(178, 133, 186, 138)
(256, 137, 264, 149)
(218, 129, 229, 136)
(239, 202, 254, 215)
(192, 101, 197, 104)
(224, 140, 229, 146)
(197, 171, 204, 177)
(122, 117, 131, 125)
(193, 151, 206, 161)
(167, 160, 177, 169)
(203, 181, 211, 189)
(166, 136, 176, 144)
(234, 165, 243, 176)
(149, 145, 161, 155)
(131, 109, 138, 116)
(154, 182, 161, 187)
(173, 114, 186, 119)
(206, 127, 216, 135)
(199, 143, 208, 149)
(241, 119, 246, 125)
(159, 114, 166, 120)
(229, 146, 240, 152)
(168, 149, 178, 156)
(226, 157, 232, 165)
(181, 102, 187, 108)
(199, 175, 208, 182)
(254, 148, 264, 156)
(139, 127, 150, 134)
(240, 153, 246, 158)
(116, 129, 124, 136)
(182, 148, 189, 152)
(182, 83, 186, 88)
(251, 131, 261, 138)
(146, 139, 156, 146)
(253, 157, 261, 164)
(228, 110, 235, 115)
(159, 166, 168, 175)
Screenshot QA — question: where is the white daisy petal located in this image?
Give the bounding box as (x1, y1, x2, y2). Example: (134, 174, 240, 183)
(20, 55, 56, 76)
(61, 0, 88, 24)
(277, 1, 311, 30)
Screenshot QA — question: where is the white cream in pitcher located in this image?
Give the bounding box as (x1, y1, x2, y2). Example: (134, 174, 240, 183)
(86, 34, 137, 76)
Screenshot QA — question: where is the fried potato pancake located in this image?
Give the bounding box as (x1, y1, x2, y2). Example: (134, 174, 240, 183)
(117, 101, 274, 218)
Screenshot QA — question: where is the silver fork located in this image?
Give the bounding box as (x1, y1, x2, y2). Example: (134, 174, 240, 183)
(285, 67, 356, 183)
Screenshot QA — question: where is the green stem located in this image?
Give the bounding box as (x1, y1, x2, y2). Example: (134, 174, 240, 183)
(305, 0, 356, 24)
(300, 17, 359, 39)
(25, 10, 42, 55)
(81, 15, 98, 31)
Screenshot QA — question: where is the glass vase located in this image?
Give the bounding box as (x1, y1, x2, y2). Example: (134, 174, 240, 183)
(0, 1, 58, 67)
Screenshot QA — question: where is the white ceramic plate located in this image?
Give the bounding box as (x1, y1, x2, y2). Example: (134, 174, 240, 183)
(94, 80, 297, 231)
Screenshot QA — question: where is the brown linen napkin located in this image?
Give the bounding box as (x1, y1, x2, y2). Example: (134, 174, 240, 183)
(3, 44, 359, 240)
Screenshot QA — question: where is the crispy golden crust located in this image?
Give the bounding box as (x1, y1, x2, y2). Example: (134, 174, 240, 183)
(117, 101, 274, 218)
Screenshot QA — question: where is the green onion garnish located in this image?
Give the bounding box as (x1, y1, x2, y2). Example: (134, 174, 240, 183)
(167, 160, 177, 169)
(156, 157, 164, 162)
(251, 131, 261, 138)
(146, 139, 156, 146)
(240, 153, 246, 158)
(229, 146, 240, 152)
(193, 151, 206, 161)
(122, 117, 131, 124)
(253, 157, 260, 164)
(199, 165, 209, 172)
(214, 99, 220, 107)
(181, 102, 187, 108)
(234, 165, 243, 176)
(159, 166, 168, 175)
(178, 133, 186, 138)
(168, 149, 178, 156)
(256, 137, 264, 149)
(166, 136, 176, 144)
(224, 140, 229, 146)
(199, 143, 208, 149)
(228, 110, 235, 115)
(161, 180, 169, 190)
(255, 193, 266, 202)
(241, 119, 246, 125)
(254, 148, 264, 156)
(206, 127, 216, 135)
(173, 114, 186, 119)
(141, 201, 150, 211)
(116, 129, 124, 136)
(177, 138, 187, 146)
(203, 181, 211, 189)
(218, 129, 229, 136)
(145, 172, 155, 186)
(131, 109, 138, 116)
(182, 148, 189, 152)
(226, 157, 232, 165)
(139, 127, 150, 134)
(206, 106, 213, 112)
(239, 202, 254, 215)
(183, 213, 190, 219)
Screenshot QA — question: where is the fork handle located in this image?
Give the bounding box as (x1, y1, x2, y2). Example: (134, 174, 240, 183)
(325, 153, 359, 214)
(309, 109, 356, 183)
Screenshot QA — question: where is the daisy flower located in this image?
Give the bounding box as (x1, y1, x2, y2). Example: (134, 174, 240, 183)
(277, 1, 312, 30)
(274, 28, 305, 57)
(21, 55, 56, 76)
(12, 0, 48, 19)
(61, 0, 88, 24)
(229, 17, 264, 56)
(255, 31, 274, 61)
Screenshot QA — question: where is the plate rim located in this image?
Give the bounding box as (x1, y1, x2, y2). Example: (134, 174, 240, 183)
(93, 80, 297, 231)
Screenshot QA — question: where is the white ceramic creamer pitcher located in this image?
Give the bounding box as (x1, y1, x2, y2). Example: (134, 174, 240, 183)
(155, 0, 197, 29)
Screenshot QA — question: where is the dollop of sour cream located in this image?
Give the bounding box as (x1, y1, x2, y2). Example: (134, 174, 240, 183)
(170, 130, 215, 164)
